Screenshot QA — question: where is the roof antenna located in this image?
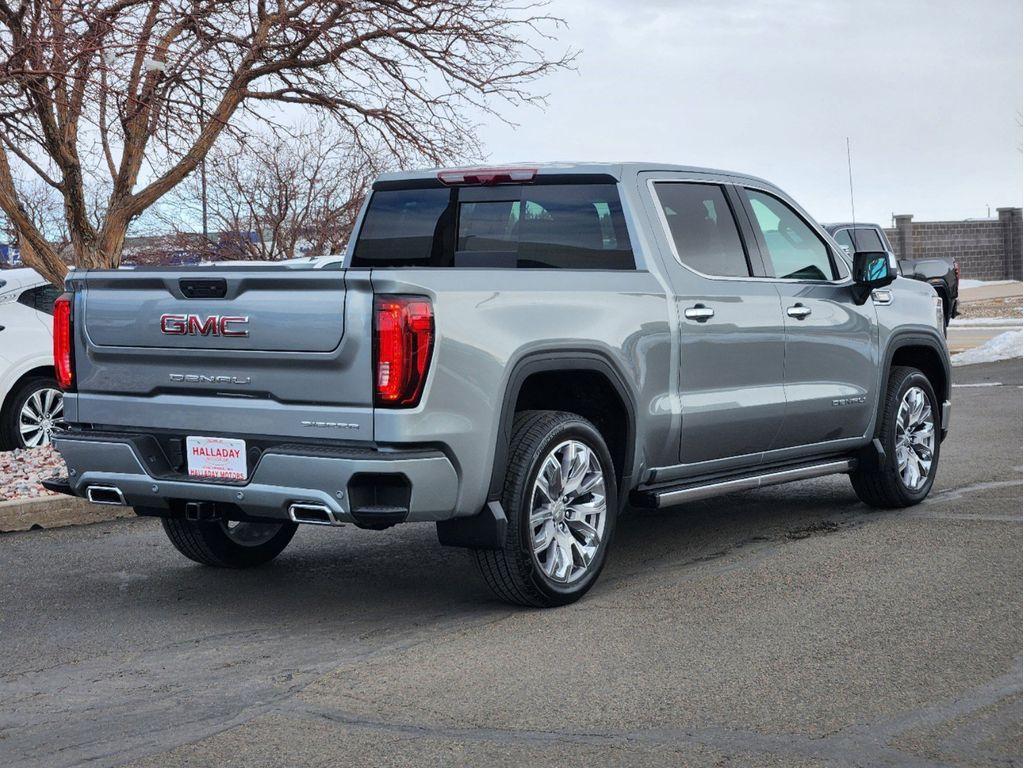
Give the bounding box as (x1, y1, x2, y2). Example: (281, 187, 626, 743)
(846, 137, 856, 227)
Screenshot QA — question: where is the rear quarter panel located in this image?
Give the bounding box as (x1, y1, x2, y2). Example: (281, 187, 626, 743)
(366, 269, 673, 515)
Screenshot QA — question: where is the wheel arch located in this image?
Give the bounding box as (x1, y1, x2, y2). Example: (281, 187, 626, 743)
(1, 364, 56, 419)
(878, 332, 951, 439)
(488, 350, 639, 503)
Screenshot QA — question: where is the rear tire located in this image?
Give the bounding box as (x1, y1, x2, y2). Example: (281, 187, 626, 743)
(850, 366, 940, 508)
(159, 515, 297, 568)
(473, 410, 617, 608)
(1, 376, 64, 450)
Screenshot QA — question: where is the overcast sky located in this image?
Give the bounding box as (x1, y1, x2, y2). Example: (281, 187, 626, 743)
(474, 0, 1023, 226)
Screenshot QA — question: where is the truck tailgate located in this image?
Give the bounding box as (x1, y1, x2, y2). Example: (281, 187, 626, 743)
(69, 268, 374, 440)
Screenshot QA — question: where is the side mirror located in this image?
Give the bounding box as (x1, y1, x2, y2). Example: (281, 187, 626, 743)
(852, 250, 897, 303)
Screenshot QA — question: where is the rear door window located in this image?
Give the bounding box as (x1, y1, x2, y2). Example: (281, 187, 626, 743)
(852, 227, 885, 252)
(351, 182, 634, 269)
(652, 183, 751, 277)
(17, 285, 61, 315)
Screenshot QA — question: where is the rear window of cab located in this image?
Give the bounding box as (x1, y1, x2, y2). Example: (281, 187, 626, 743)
(351, 182, 634, 270)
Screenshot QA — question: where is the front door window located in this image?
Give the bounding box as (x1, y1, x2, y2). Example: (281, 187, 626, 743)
(745, 190, 836, 281)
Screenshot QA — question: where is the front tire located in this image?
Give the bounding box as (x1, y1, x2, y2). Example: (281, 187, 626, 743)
(850, 366, 940, 508)
(159, 515, 297, 568)
(474, 410, 618, 608)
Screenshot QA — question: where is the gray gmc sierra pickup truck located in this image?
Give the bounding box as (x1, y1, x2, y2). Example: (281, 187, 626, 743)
(47, 163, 952, 607)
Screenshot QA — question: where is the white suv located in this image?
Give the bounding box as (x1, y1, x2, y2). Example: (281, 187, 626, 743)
(0, 268, 63, 449)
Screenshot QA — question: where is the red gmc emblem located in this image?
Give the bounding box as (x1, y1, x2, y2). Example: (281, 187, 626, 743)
(160, 314, 249, 337)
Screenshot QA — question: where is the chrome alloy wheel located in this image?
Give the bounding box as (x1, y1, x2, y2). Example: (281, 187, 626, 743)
(895, 386, 935, 492)
(220, 520, 284, 547)
(19, 387, 64, 448)
(529, 439, 608, 584)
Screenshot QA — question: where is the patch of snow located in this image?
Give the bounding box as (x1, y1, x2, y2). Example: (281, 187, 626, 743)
(949, 317, 1024, 327)
(959, 279, 1018, 290)
(950, 330, 1024, 367)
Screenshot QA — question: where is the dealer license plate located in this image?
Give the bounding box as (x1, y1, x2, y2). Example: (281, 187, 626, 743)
(185, 436, 247, 480)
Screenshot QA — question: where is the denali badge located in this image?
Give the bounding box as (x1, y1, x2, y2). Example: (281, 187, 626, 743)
(170, 373, 251, 385)
(160, 313, 249, 337)
(832, 396, 866, 407)
(301, 420, 360, 431)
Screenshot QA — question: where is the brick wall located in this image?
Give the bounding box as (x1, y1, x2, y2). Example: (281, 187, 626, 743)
(883, 208, 1023, 280)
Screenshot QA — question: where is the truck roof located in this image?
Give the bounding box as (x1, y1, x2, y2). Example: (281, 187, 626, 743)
(822, 222, 884, 230)
(375, 161, 778, 189)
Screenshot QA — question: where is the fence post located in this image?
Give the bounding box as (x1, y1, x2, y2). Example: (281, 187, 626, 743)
(996, 208, 1022, 281)
(892, 214, 914, 261)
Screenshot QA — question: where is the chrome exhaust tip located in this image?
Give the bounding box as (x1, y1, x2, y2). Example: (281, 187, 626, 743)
(85, 485, 127, 506)
(288, 502, 341, 526)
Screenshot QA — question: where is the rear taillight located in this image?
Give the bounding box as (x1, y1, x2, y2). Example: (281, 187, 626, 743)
(53, 294, 74, 390)
(373, 296, 434, 407)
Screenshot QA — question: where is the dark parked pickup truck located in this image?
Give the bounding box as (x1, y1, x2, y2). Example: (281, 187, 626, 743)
(823, 222, 959, 326)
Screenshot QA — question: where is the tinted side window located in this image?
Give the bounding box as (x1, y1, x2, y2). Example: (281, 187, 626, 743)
(852, 227, 885, 252)
(18, 285, 61, 315)
(653, 183, 750, 277)
(833, 229, 854, 251)
(745, 190, 836, 280)
(352, 188, 454, 267)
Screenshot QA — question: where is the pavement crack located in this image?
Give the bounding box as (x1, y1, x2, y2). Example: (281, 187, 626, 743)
(784, 520, 841, 539)
(927, 478, 1023, 504)
(278, 698, 984, 768)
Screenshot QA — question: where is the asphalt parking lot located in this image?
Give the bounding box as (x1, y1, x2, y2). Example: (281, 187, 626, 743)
(0, 359, 1020, 768)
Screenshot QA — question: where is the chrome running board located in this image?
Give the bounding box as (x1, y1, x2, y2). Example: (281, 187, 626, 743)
(643, 459, 856, 509)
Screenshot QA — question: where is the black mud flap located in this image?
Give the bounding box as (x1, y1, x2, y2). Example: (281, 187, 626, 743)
(856, 438, 886, 472)
(436, 501, 508, 549)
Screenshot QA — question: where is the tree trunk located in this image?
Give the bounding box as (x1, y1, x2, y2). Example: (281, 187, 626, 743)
(0, 150, 69, 287)
(95, 211, 131, 270)
(18, 231, 69, 287)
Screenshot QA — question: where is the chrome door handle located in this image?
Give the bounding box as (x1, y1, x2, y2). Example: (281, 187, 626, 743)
(684, 305, 714, 322)
(786, 304, 811, 319)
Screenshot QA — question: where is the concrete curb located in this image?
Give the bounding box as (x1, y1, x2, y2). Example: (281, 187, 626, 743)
(0, 495, 134, 533)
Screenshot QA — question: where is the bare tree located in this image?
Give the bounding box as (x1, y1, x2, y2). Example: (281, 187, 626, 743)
(166, 124, 379, 261)
(0, 172, 68, 265)
(0, 1, 570, 285)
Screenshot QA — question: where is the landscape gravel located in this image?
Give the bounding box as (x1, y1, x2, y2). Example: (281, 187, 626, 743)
(955, 295, 1022, 320)
(0, 445, 66, 501)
